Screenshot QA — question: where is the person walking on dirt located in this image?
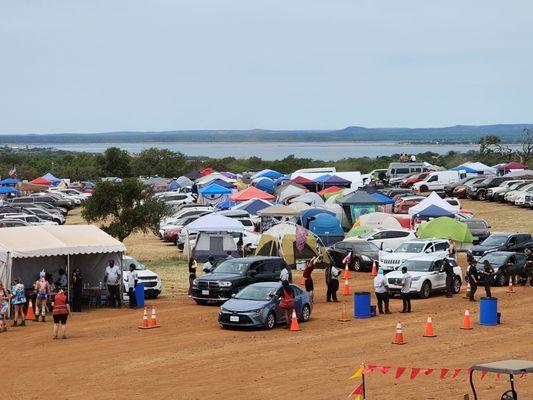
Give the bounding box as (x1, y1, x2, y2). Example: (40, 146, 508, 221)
(104, 260, 121, 308)
(442, 258, 455, 298)
(10, 278, 26, 327)
(400, 267, 412, 313)
(302, 256, 317, 302)
(525, 248, 533, 286)
(34, 270, 51, 322)
(0, 281, 9, 332)
(188, 258, 197, 297)
(127, 264, 138, 309)
(374, 269, 391, 314)
(466, 258, 478, 302)
(52, 289, 72, 339)
(278, 280, 295, 328)
(325, 262, 340, 302)
(482, 260, 494, 298)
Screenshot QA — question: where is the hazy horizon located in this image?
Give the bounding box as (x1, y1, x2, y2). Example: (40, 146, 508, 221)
(2, 1, 532, 134)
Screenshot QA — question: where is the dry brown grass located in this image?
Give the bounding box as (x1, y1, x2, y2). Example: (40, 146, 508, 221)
(461, 199, 533, 234)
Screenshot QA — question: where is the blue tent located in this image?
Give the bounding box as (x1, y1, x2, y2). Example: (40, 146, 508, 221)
(167, 181, 181, 191)
(208, 179, 236, 189)
(254, 177, 275, 193)
(235, 199, 272, 215)
(452, 165, 477, 174)
(314, 174, 332, 183)
(309, 213, 344, 246)
(216, 200, 237, 210)
(0, 178, 19, 186)
(251, 169, 284, 180)
(199, 183, 232, 195)
(371, 192, 394, 204)
(273, 175, 291, 186)
(0, 186, 19, 194)
(42, 172, 61, 185)
(299, 207, 336, 229)
(414, 204, 454, 219)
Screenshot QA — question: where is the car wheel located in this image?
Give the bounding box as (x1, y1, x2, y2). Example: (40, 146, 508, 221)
(419, 185, 428, 192)
(300, 305, 311, 322)
(420, 281, 431, 299)
(264, 312, 276, 330)
(496, 273, 506, 287)
(452, 276, 462, 294)
(352, 259, 361, 272)
(478, 191, 486, 201)
(194, 299, 208, 305)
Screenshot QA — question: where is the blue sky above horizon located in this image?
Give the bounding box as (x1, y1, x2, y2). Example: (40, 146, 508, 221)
(1, 0, 532, 134)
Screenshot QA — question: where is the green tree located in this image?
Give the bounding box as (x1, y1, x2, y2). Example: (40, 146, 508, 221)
(131, 148, 187, 177)
(81, 178, 170, 242)
(97, 147, 132, 178)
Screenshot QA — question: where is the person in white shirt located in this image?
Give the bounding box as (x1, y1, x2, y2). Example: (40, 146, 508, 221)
(373, 269, 391, 314)
(280, 265, 290, 282)
(325, 264, 340, 302)
(410, 154, 416, 162)
(400, 267, 412, 313)
(127, 264, 139, 309)
(104, 260, 121, 308)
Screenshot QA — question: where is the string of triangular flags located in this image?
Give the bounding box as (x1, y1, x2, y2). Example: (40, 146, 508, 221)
(348, 364, 526, 398)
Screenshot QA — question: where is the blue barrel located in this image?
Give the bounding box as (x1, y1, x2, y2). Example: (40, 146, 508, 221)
(135, 283, 145, 308)
(479, 297, 498, 326)
(353, 292, 371, 318)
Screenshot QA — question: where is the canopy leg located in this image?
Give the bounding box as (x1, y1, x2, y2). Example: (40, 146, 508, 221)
(510, 374, 517, 400)
(469, 370, 478, 400)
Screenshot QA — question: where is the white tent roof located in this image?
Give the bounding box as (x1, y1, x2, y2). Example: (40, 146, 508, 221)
(287, 202, 311, 212)
(185, 214, 244, 232)
(276, 184, 307, 203)
(196, 173, 235, 186)
(0, 225, 125, 259)
(263, 223, 298, 238)
(257, 204, 299, 217)
(289, 192, 325, 206)
(359, 212, 402, 229)
(408, 192, 460, 216)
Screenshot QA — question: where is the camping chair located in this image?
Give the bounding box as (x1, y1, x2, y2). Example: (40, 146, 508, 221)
(469, 360, 533, 400)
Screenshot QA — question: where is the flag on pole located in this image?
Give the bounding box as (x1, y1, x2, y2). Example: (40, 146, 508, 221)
(295, 224, 307, 252)
(8, 165, 16, 178)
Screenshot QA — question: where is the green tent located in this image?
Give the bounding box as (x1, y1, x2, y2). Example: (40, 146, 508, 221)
(417, 217, 474, 243)
(345, 225, 374, 238)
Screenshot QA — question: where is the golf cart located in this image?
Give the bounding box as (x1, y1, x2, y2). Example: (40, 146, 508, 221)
(469, 360, 533, 400)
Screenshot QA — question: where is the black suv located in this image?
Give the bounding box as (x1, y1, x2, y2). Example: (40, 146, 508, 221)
(475, 251, 526, 286)
(467, 176, 512, 200)
(191, 256, 291, 304)
(328, 240, 379, 271)
(468, 233, 533, 259)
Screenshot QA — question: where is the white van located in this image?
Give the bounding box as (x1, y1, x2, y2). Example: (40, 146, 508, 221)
(412, 171, 461, 192)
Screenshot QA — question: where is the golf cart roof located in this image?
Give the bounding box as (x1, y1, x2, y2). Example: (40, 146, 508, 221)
(470, 360, 533, 375)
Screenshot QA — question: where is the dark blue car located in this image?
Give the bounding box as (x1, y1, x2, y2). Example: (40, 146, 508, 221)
(219, 282, 312, 329)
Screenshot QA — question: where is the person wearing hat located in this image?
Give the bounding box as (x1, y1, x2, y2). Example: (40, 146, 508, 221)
(10, 278, 26, 327)
(34, 270, 51, 322)
(373, 269, 391, 314)
(52, 289, 72, 339)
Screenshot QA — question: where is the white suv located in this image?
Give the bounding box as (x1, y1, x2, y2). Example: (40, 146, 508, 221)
(122, 256, 162, 299)
(354, 228, 416, 251)
(378, 238, 450, 273)
(385, 255, 463, 298)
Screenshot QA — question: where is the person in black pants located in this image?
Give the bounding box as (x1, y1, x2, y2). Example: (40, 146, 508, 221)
(482, 260, 494, 297)
(442, 259, 455, 298)
(400, 267, 412, 313)
(325, 264, 340, 302)
(71, 268, 83, 312)
(466, 259, 478, 301)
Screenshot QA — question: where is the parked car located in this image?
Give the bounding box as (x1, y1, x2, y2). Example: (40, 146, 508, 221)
(0, 219, 29, 227)
(493, 181, 531, 202)
(15, 195, 74, 210)
(218, 282, 312, 329)
(378, 238, 450, 273)
(393, 195, 425, 214)
(503, 182, 533, 204)
(328, 239, 380, 271)
(399, 172, 430, 188)
(122, 256, 162, 299)
(463, 218, 491, 245)
(468, 176, 513, 200)
(444, 176, 484, 197)
(383, 188, 416, 201)
(154, 192, 196, 204)
(216, 210, 255, 232)
(452, 177, 487, 198)
(21, 207, 65, 224)
(191, 256, 291, 304)
(412, 170, 461, 192)
(386, 162, 428, 181)
(475, 251, 526, 286)
(468, 233, 533, 260)
(355, 228, 416, 252)
(486, 180, 526, 201)
(386, 255, 463, 298)
(0, 213, 57, 225)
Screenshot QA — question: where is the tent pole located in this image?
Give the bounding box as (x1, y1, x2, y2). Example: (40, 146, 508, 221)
(67, 255, 71, 301)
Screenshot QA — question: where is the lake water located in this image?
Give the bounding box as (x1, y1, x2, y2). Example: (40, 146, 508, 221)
(17, 141, 502, 161)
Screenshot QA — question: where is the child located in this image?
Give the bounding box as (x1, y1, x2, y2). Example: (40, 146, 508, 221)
(11, 278, 26, 327)
(0, 281, 9, 332)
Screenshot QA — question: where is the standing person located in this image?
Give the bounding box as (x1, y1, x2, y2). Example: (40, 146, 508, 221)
(0, 281, 8, 332)
(225, 251, 234, 260)
(127, 264, 138, 309)
(400, 267, 412, 313)
(525, 248, 533, 286)
(71, 268, 83, 312)
(104, 260, 121, 308)
(55, 268, 68, 290)
(442, 258, 455, 298)
(466, 258, 478, 302)
(280, 263, 291, 283)
(325, 262, 340, 302)
(302, 256, 317, 302)
(10, 279, 26, 327)
(52, 289, 72, 339)
(202, 256, 215, 273)
(447, 238, 457, 261)
(374, 269, 391, 314)
(188, 258, 197, 297)
(410, 154, 417, 162)
(278, 280, 295, 329)
(34, 270, 51, 322)
(481, 260, 494, 297)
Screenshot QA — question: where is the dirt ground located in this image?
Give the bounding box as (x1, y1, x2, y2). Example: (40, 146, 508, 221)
(2, 200, 532, 399)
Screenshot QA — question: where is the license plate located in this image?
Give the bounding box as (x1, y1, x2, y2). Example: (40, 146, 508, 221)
(230, 316, 239, 322)
(202, 290, 209, 295)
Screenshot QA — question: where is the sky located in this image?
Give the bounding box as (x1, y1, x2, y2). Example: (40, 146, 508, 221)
(1, 0, 532, 134)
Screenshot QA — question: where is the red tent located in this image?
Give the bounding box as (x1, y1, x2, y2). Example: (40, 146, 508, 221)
(229, 186, 276, 202)
(30, 177, 52, 185)
(500, 162, 527, 171)
(317, 186, 343, 196)
(291, 176, 317, 186)
(200, 168, 215, 176)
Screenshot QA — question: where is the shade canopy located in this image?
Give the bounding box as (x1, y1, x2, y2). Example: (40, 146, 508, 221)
(42, 173, 62, 184)
(199, 183, 232, 195)
(184, 170, 203, 180)
(185, 214, 244, 232)
(417, 217, 473, 243)
(498, 162, 527, 171)
(30, 177, 52, 185)
(291, 176, 318, 186)
(408, 192, 460, 216)
(250, 169, 283, 180)
(230, 186, 276, 202)
(200, 168, 215, 175)
(0, 186, 19, 194)
(258, 204, 299, 217)
(338, 190, 388, 206)
(232, 198, 273, 215)
(414, 204, 455, 218)
(321, 175, 351, 186)
(0, 178, 19, 185)
(317, 186, 343, 196)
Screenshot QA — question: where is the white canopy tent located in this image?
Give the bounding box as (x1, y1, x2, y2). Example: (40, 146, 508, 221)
(408, 192, 460, 216)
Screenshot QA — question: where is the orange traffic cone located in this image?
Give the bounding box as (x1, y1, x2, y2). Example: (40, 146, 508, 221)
(338, 300, 350, 322)
(25, 299, 35, 320)
(507, 277, 515, 294)
(138, 307, 149, 329)
(460, 308, 473, 330)
(371, 261, 377, 277)
(300, 275, 306, 285)
(423, 313, 437, 337)
(149, 306, 160, 328)
(343, 263, 350, 280)
(343, 279, 351, 296)
(392, 321, 406, 345)
(289, 309, 301, 331)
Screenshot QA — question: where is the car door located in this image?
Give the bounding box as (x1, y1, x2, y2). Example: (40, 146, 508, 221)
(510, 254, 525, 276)
(369, 232, 387, 250)
(291, 285, 304, 314)
(429, 260, 446, 289)
(258, 261, 278, 282)
(506, 236, 519, 251)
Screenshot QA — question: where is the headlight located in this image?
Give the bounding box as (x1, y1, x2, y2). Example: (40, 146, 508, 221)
(412, 276, 421, 281)
(255, 308, 264, 314)
(192, 278, 198, 286)
(218, 281, 232, 287)
(361, 255, 371, 262)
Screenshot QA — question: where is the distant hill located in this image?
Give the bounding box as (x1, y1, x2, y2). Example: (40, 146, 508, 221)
(1, 124, 531, 144)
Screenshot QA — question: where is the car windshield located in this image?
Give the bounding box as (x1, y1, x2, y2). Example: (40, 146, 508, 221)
(400, 260, 433, 272)
(465, 220, 487, 229)
(123, 259, 146, 271)
(481, 235, 508, 246)
(479, 254, 508, 266)
(352, 242, 379, 252)
(213, 260, 250, 275)
(395, 242, 425, 253)
(235, 285, 276, 300)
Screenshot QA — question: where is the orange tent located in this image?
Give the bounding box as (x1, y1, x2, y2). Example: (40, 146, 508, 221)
(317, 186, 343, 196)
(200, 168, 215, 176)
(30, 177, 52, 185)
(229, 186, 276, 202)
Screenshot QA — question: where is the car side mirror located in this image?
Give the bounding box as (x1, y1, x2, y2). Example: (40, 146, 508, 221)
(380, 242, 384, 250)
(248, 270, 257, 277)
(385, 248, 392, 253)
(231, 294, 236, 298)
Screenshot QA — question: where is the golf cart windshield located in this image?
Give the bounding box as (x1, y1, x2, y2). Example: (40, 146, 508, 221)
(481, 235, 508, 246)
(396, 242, 425, 253)
(399, 260, 432, 272)
(235, 285, 276, 300)
(213, 260, 249, 275)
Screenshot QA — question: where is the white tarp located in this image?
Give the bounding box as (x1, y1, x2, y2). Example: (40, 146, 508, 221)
(408, 192, 460, 216)
(288, 192, 325, 206)
(359, 212, 402, 229)
(185, 214, 245, 232)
